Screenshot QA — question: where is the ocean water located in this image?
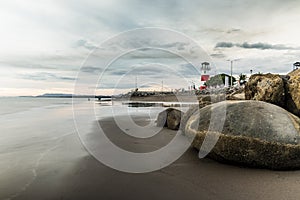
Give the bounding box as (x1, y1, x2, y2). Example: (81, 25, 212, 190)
(0, 96, 169, 153)
(0, 97, 74, 115)
(0, 97, 171, 199)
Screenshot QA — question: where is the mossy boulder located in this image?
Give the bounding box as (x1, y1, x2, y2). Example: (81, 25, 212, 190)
(245, 73, 285, 107)
(184, 100, 300, 170)
(286, 69, 300, 117)
(156, 108, 184, 130)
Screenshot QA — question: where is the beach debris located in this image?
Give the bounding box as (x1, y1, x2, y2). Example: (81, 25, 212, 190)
(156, 108, 184, 130)
(184, 100, 300, 170)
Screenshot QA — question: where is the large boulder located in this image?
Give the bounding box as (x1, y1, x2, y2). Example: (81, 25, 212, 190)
(156, 108, 184, 130)
(245, 73, 285, 107)
(184, 100, 300, 170)
(286, 69, 300, 117)
(181, 94, 227, 132)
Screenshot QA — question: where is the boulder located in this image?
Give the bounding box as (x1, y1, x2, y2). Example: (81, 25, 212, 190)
(156, 109, 168, 127)
(245, 73, 285, 107)
(286, 69, 300, 117)
(181, 94, 226, 131)
(156, 108, 184, 130)
(184, 100, 300, 170)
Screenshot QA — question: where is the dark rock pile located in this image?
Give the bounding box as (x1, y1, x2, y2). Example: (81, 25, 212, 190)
(245, 69, 300, 117)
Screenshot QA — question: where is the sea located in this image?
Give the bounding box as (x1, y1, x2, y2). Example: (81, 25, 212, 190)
(0, 97, 175, 199)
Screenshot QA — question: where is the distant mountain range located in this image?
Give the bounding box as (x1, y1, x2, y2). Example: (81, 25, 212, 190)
(36, 93, 94, 98)
(35, 93, 112, 98)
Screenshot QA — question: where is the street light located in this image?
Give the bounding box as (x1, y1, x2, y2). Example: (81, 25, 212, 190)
(227, 59, 240, 87)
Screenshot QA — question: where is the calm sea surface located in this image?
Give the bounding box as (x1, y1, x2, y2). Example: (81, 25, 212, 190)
(0, 97, 170, 199)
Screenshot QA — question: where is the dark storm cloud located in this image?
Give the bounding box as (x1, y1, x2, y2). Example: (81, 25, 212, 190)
(215, 42, 235, 48)
(215, 42, 296, 50)
(237, 42, 294, 50)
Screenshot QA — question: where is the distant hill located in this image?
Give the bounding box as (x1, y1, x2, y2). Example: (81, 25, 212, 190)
(36, 93, 95, 98)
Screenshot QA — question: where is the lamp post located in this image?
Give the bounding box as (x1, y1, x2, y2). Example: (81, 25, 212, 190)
(230, 60, 233, 87)
(227, 59, 240, 87)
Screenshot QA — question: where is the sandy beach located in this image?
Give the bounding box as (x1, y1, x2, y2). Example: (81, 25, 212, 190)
(4, 118, 300, 199)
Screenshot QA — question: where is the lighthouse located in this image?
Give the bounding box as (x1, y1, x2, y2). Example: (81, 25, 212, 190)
(200, 62, 210, 87)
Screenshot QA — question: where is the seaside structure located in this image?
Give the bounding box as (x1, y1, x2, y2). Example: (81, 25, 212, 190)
(293, 62, 300, 70)
(200, 62, 211, 89)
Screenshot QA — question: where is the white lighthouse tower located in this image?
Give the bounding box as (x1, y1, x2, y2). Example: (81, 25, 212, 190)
(200, 62, 211, 89)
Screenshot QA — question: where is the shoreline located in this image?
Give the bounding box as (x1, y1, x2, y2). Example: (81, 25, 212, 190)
(55, 116, 300, 200)
(2, 105, 300, 200)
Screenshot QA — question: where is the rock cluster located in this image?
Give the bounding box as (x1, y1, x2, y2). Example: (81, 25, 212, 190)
(245, 69, 300, 117)
(155, 69, 300, 170)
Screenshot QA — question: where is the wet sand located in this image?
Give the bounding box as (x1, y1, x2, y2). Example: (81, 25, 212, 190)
(9, 116, 300, 200)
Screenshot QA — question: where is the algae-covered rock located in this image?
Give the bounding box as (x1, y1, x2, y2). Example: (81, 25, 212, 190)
(184, 100, 300, 170)
(286, 69, 300, 117)
(245, 73, 285, 107)
(156, 108, 184, 130)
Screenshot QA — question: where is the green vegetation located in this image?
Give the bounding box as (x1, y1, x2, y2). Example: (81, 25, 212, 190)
(239, 73, 246, 81)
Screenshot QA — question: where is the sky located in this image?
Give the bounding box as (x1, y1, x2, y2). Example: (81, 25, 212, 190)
(1, 0, 300, 96)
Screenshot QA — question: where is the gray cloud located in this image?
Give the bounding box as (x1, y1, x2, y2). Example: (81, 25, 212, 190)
(97, 83, 135, 89)
(80, 66, 102, 73)
(210, 53, 226, 58)
(108, 65, 166, 76)
(20, 72, 76, 81)
(215, 42, 296, 50)
(237, 42, 294, 50)
(2, 0, 300, 96)
(75, 39, 97, 50)
(215, 42, 235, 48)
(179, 63, 201, 76)
(108, 39, 190, 52)
(124, 49, 181, 60)
(226, 28, 241, 34)
(201, 28, 241, 35)
(0, 54, 83, 72)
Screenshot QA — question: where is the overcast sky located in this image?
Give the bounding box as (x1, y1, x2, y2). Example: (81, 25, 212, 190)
(1, 0, 300, 96)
